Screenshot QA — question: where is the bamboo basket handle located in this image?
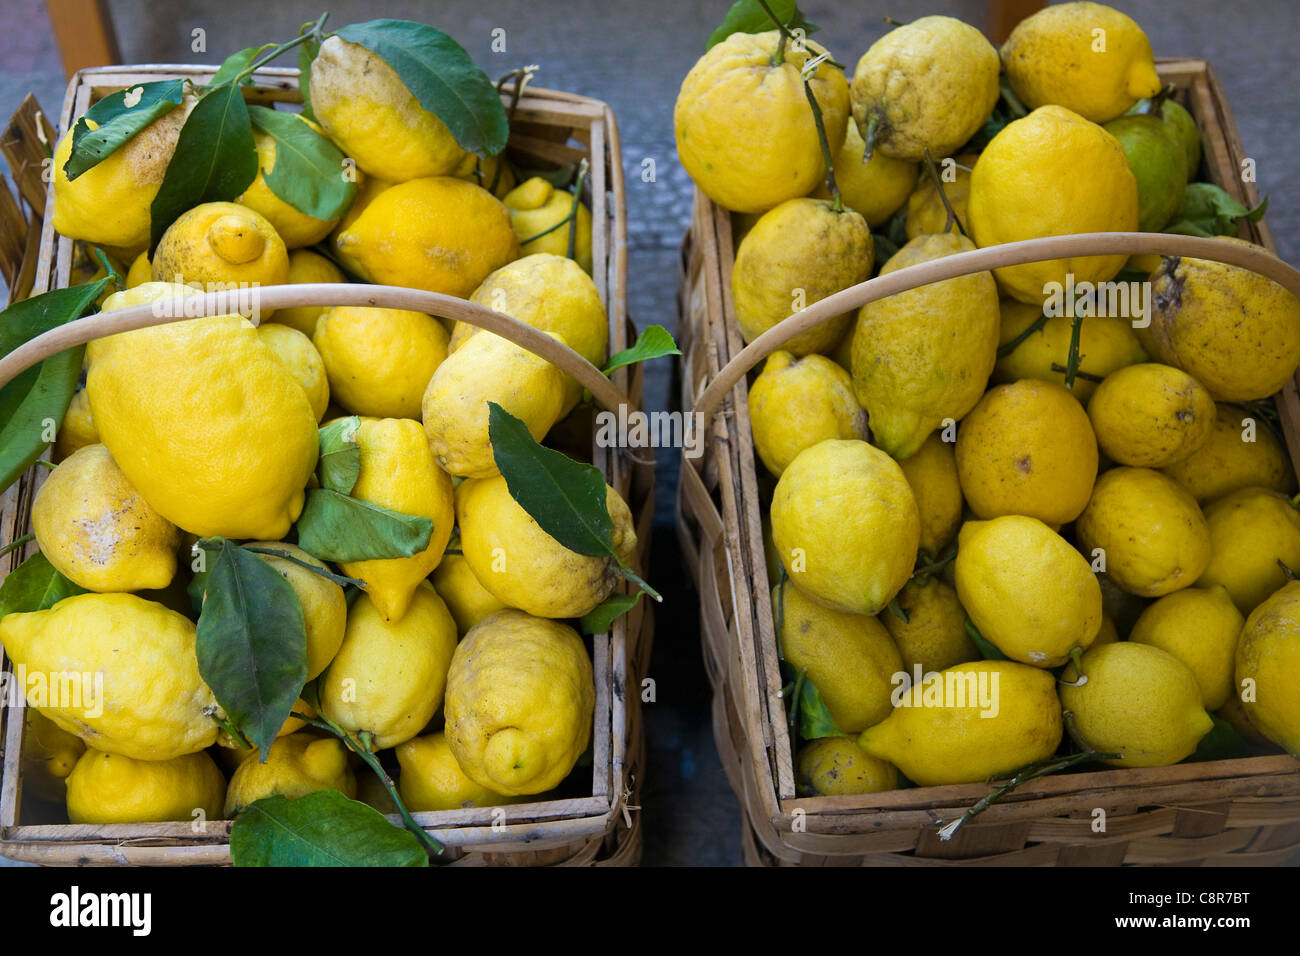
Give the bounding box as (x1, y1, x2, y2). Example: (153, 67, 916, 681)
(0, 282, 630, 413)
(694, 232, 1300, 427)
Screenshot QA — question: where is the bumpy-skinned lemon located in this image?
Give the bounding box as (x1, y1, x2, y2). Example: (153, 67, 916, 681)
(1077, 467, 1211, 597)
(67, 749, 225, 824)
(125, 250, 152, 289)
(237, 114, 349, 247)
(313, 306, 448, 419)
(674, 30, 848, 213)
(329, 175, 392, 275)
(1104, 114, 1187, 232)
(814, 119, 917, 227)
(22, 710, 85, 802)
(52, 92, 195, 249)
(1130, 585, 1243, 710)
(1196, 487, 1300, 614)
(1061, 642, 1213, 767)
(0, 593, 217, 760)
(1161, 404, 1295, 502)
(53, 389, 98, 462)
(795, 737, 897, 798)
(732, 198, 872, 355)
(969, 106, 1138, 303)
(422, 331, 567, 479)
(776, 581, 903, 733)
(310, 35, 467, 181)
(1236, 581, 1300, 755)
(748, 351, 868, 478)
(87, 283, 318, 539)
(956, 516, 1103, 666)
(431, 535, 508, 635)
(225, 732, 356, 816)
(273, 248, 346, 337)
(502, 177, 593, 273)
(956, 379, 1098, 526)
(858, 661, 1062, 786)
(244, 542, 345, 681)
(335, 177, 518, 296)
(851, 16, 999, 161)
(994, 298, 1147, 404)
(454, 151, 516, 198)
(905, 153, 977, 239)
(396, 732, 519, 811)
(456, 477, 637, 619)
(256, 323, 329, 421)
(151, 202, 289, 308)
(31, 443, 180, 592)
(896, 432, 963, 557)
(1001, 2, 1162, 123)
(445, 610, 594, 796)
(853, 232, 999, 459)
(771, 439, 919, 616)
(319, 582, 458, 750)
(883, 576, 979, 675)
(338, 419, 455, 623)
(1145, 238, 1300, 402)
(1088, 363, 1215, 467)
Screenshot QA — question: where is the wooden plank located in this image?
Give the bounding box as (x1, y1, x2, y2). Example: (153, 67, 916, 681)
(45, 0, 120, 78)
(0, 94, 58, 218)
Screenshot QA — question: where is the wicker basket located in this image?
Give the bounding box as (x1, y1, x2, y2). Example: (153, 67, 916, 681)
(676, 59, 1300, 866)
(0, 66, 654, 866)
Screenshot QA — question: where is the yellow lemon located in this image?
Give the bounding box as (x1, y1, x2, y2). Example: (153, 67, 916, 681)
(66, 749, 225, 824)
(896, 431, 963, 558)
(1196, 487, 1300, 614)
(237, 114, 348, 247)
(273, 248, 347, 338)
(21, 710, 85, 803)
(313, 306, 448, 419)
(125, 250, 152, 288)
(968, 106, 1138, 303)
(502, 177, 593, 273)
(52, 389, 99, 462)
(748, 351, 868, 479)
(1235, 581, 1300, 755)
(216, 697, 316, 753)
(338, 418, 455, 623)
(224, 732, 356, 816)
(1001, 1, 1162, 123)
(1161, 404, 1295, 503)
(31, 443, 180, 592)
(770, 439, 919, 615)
(151, 201, 289, 308)
(329, 175, 392, 276)
(905, 154, 977, 239)
(1088, 363, 1215, 468)
(244, 542, 346, 681)
(882, 576, 979, 675)
(795, 737, 897, 798)
(454, 151, 516, 198)
(814, 118, 917, 227)
(444, 610, 594, 796)
(0, 593, 217, 760)
(431, 535, 508, 635)
(256, 323, 330, 420)
(674, 30, 849, 213)
(1130, 585, 1244, 710)
(775, 581, 904, 733)
(396, 732, 519, 811)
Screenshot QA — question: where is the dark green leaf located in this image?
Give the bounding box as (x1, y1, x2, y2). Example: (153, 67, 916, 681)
(488, 402, 615, 559)
(964, 618, 1008, 661)
(335, 19, 508, 157)
(707, 0, 819, 49)
(579, 592, 640, 634)
(297, 28, 322, 122)
(0, 280, 109, 493)
(149, 82, 258, 252)
(798, 678, 842, 740)
(195, 538, 308, 760)
(1164, 183, 1269, 239)
(295, 488, 433, 563)
(209, 45, 273, 89)
(0, 551, 87, 617)
(1185, 714, 1253, 763)
(601, 325, 681, 375)
(317, 416, 361, 494)
(248, 105, 357, 221)
(65, 79, 186, 180)
(230, 790, 428, 866)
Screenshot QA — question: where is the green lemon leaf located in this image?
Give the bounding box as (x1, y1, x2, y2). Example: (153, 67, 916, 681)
(297, 27, 322, 122)
(0, 279, 110, 493)
(149, 82, 258, 252)
(195, 537, 308, 760)
(1186, 714, 1253, 763)
(706, 0, 819, 49)
(65, 79, 187, 180)
(316, 415, 361, 494)
(335, 19, 508, 157)
(295, 488, 433, 563)
(1164, 182, 1269, 239)
(0, 551, 87, 617)
(579, 592, 640, 635)
(209, 45, 273, 89)
(248, 105, 357, 221)
(230, 790, 428, 866)
(601, 325, 682, 376)
(964, 618, 1008, 661)
(488, 402, 615, 558)
(798, 678, 842, 740)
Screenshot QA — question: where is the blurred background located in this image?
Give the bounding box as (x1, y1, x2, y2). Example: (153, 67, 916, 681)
(2, 0, 1298, 865)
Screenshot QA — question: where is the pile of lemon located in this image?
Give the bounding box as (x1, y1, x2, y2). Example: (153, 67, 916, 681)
(676, 3, 1300, 795)
(3, 35, 624, 825)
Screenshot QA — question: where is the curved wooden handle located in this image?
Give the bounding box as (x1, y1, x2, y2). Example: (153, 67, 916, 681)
(0, 282, 630, 414)
(694, 232, 1300, 427)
